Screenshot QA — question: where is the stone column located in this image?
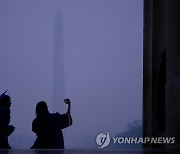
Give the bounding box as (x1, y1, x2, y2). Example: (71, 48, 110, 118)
(166, 0, 180, 148)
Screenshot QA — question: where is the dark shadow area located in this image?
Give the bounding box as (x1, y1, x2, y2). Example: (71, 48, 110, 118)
(33, 149, 64, 154)
(143, 0, 180, 149)
(157, 49, 166, 132)
(0, 150, 9, 154)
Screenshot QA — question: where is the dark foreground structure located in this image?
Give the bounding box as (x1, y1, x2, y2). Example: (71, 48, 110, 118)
(0, 149, 180, 154)
(143, 0, 180, 150)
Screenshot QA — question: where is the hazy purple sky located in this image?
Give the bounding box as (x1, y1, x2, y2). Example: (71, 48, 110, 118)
(0, 0, 143, 149)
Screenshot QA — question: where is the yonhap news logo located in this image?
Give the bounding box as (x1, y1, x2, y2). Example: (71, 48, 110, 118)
(96, 132, 175, 149)
(96, 132, 110, 148)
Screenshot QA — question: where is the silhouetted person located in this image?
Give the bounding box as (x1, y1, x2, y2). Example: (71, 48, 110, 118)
(31, 99, 72, 149)
(0, 91, 15, 149)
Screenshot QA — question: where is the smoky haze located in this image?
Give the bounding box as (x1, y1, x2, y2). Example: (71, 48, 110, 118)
(0, 0, 143, 149)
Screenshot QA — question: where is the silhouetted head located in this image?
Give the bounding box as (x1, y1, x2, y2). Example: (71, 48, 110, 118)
(0, 95, 11, 108)
(36, 101, 49, 118)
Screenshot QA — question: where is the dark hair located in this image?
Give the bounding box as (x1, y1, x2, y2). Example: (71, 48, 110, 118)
(0, 95, 11, 108)
(36, 101, 49, 118)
